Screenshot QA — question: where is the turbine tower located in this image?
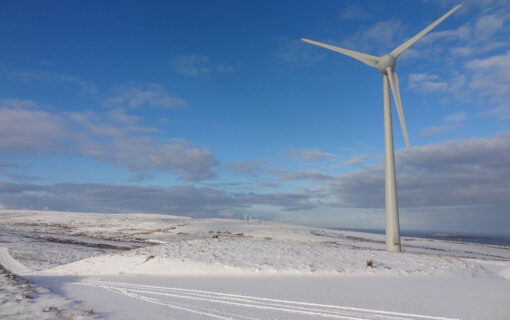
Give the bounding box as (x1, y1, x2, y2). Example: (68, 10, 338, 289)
(303, 5, 461, 252)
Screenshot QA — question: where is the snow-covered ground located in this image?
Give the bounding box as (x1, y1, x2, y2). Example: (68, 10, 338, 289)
(0, 249, 97, 320)
(1, 210, 509, 319)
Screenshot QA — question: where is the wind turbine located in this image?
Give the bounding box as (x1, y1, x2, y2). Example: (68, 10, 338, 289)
(302, 4, 461, 252)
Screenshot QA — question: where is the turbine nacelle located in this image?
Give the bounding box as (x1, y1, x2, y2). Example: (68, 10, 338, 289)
(377, 54, 396, 75)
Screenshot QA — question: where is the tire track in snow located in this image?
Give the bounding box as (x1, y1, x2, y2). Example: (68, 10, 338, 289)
(99, 285, 259, 320)
(79, 280, 460, 320)
(91, 284, 401, 320)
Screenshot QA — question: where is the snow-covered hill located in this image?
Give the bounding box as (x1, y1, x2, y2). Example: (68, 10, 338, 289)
(1, 210, 509, 319)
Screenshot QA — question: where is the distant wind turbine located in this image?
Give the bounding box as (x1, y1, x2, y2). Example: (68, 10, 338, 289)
(302, 4, 461, 252)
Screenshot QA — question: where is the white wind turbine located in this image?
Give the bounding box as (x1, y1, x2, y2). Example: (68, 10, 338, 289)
(302, 4, 461, 252)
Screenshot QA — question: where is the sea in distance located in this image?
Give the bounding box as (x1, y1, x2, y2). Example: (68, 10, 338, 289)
(334, 228, 510, 247)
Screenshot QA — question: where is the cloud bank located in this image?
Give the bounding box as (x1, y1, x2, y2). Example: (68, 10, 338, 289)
(0, 98, 217, 181)
(2, 132, 509, 233)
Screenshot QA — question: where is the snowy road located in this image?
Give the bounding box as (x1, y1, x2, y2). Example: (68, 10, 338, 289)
(76, 279, 459, 320)
(27, 273, 507, 320)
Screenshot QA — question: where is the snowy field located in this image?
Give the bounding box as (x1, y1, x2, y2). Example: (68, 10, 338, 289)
(1, 210, 509, 319)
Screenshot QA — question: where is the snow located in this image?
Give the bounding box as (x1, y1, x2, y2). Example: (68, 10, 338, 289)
(0, 262, 96, 320)
(0, 247, 30, 275)
(499, 267, 510, 280)
(1, 209, 510, 319)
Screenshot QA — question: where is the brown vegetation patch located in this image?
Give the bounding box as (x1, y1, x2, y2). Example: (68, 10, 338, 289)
(142, 255, 155, 263)
(13, 222, 73, 230)
(128, 227, 177, 236)
(346, 236, 385, 244)
(32, 236, 139, 251)
(69, 232, 149, 244)
(321, 241, 339, 247)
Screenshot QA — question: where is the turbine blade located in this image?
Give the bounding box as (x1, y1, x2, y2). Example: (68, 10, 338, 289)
(387, 68, 410, 148)
(302, 38, 379, 67)
(391, 4, 461, 58)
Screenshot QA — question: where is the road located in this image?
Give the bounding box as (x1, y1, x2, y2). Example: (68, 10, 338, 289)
(27, 273, 510, 320)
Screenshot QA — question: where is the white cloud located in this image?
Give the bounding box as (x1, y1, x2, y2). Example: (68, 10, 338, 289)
(449, 46, 474, 57)
(408, 72, 466, 96)
(362, 20, 407, 51)
(465, 50, 510, 102)
(419, 123, 461, 137)
(474, 14, 506, 39)
(10, 70, 96, 94)
(326, 132, 510, 210)
(343, 154, 366, 166)
(128, 172, 154, 182)
(445, 14, 507, 57)
(66, 112, 217, 181)
(339, 4, 371, 20)
(408, 73, 437, 83)
(422, 0, 510, 17)
(0, 102, 70, 152)
(287, 149, 337, 162)
(0, 182, 320, 217)
(26, 56, 54, 67)
(2, 132, 510, 233)
(409, 73, 448, 92)
(479, 104, 510, 120)
(107, 108, 139, 125)
(0, 99, 217, 181)
(419, 111, 466, 137)
(280, 170, 334, 182)
(406, 8, 509, 119)
(303, 18, 408, 59)
(171, 54, 234, 77)
(224, 159, 268, 176)
(0, 98, 44, 109)
(420, 25, 471, 44)
(408, 7, 509, 59)
(106, 83, 187, 109)
(276, 38, 325, 64)
(444, 111, 467, 122)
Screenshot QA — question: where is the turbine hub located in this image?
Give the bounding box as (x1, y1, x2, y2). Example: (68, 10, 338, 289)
(377, 54, 396, 74)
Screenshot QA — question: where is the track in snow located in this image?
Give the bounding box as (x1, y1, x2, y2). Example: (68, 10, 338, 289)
(78, 280, 459, 320)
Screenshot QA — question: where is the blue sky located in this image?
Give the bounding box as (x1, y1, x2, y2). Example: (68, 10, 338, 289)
(1, 0, 509, 235)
